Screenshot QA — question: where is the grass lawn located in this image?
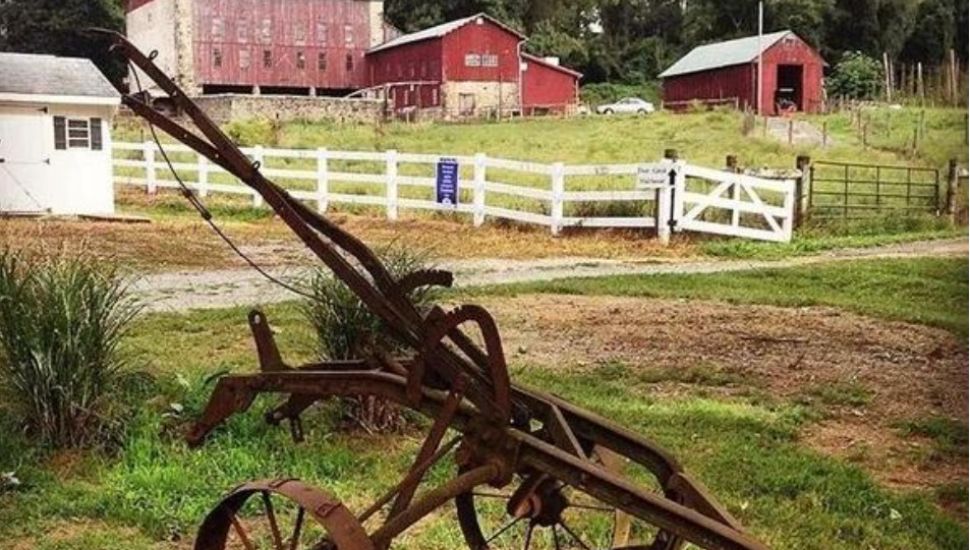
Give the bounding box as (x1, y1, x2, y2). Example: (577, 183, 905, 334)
(0, 256, 967, 549)
(470, 257, 969, 337)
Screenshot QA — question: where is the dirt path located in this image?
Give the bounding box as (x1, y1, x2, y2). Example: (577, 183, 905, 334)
(765, 116, 832, 146)
(132, 238, 967, 312)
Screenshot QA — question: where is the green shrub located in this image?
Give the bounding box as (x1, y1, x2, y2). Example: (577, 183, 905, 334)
(827, 52, 884, 100)
(303, 245, 438, 431)
(580, 82, 661, 107)
(0, 250, 147, 448)
(224, 118, 280, 147)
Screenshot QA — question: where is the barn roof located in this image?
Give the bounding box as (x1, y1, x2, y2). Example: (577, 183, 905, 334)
(0, 52, 120, 101)
(659, 30, 794, 78)
(367, 13, 525, 54)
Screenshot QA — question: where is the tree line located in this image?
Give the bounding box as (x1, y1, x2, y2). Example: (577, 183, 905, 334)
(1, 0, 966, 90)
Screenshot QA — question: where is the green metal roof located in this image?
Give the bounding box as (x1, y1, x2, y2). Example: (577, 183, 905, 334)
(659, 30, 792, 78)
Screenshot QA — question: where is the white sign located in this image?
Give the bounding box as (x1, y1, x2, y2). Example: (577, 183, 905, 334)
(636, 163, 670, 189)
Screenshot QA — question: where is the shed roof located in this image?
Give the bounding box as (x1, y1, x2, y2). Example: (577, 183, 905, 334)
(367, 13, 525, 54)
(0, 52, 120, 101)
(659, 30, 795, 78)
(522, 53, 582, 78)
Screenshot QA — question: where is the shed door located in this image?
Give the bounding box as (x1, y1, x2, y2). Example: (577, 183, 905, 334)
(0, 112, 49, 212)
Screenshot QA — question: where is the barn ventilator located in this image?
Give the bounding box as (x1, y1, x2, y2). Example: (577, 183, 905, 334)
(94, 29, 768, 550)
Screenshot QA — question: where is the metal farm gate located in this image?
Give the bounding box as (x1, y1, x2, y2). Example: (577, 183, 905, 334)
(807, 160, 941, 219)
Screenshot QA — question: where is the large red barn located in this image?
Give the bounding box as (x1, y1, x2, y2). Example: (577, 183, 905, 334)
(659, 30, 826, 114)
(366, 13, 581, 118)
(125, 0, 394, 95)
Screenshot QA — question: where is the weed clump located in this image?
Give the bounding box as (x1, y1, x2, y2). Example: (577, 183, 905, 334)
(0, 250, 148, 449)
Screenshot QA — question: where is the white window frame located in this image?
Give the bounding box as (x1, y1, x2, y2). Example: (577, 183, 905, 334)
(464, 53, 481, 67)
(67, 118, 91, 149)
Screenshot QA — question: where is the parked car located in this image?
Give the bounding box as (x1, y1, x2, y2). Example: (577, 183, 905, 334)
(596, 97, 655, 115)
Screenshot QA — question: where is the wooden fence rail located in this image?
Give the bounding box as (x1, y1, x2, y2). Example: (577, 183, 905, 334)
(112, 142, 796, 242)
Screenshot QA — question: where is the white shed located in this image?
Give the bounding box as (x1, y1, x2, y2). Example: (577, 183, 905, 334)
(0, 52, 121, 215)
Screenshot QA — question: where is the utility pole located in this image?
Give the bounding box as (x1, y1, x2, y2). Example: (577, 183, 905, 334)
(757, 1, 764, 115)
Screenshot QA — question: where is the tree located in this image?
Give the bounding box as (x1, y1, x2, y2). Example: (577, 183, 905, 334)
(0, 0, 125, 86)
(826, 51, 884, 99)
(900, 0, 956, 62)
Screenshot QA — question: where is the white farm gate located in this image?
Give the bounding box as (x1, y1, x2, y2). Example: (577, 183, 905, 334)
(111, 143, 795, 243)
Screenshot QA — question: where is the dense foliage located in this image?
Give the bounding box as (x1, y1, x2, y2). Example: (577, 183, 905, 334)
(826, 51, 885, 99)
(0, 250, 145, 448)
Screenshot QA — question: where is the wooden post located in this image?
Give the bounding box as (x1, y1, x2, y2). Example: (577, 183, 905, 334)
(794, 155, 811, 228)
(197, 153, 208, 198)
(788, 118, 794, 145)
(656, 149, 678, 245)
(727, 154, 741, 227)
(473, 153, 486, 227)
(946, 158, 958, 218)
(316, 147, 329, 213)
(883, 52, 892, 102)
(144, 141, 156, 194)
(822, 120, 828, 146)
(550, 162, 565, 236)
(385, 149, 398, 221)
(917, 62, 924, 104)
(725, 155, 738, 172)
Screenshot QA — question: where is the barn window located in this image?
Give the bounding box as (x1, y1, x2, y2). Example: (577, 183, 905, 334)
(344, 24, 354, 46)
(237, 18, 249, 42)
(318, 52, 328, 71)
(482, 54, 498, 67)
(239, 50, 251, 69)
(211, 17, 224, 40)
(263, 50, 272, 68)
(296, 51, 306, 70)
(345, 52, 354, 71)
(294, 23, 306, 44)
(464, 54, 481, 67)
(213, 48, 222, 68)
(408, 62, 415, 78)
(260, 19, 271, 43)
(316, 22, 328, 44)
(53, 116, 66, 150)
(431, 88, 438, 105)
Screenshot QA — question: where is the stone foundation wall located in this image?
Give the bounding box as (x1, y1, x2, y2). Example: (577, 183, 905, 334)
(192, 94, 384, 124)
(441, 81, 520, 119)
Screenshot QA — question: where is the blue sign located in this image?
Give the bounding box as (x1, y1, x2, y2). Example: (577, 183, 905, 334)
(436, 157, 459, 206)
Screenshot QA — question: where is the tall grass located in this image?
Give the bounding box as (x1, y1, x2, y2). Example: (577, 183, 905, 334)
(303, 245, 438, 431)
(0, 250, 145, 448)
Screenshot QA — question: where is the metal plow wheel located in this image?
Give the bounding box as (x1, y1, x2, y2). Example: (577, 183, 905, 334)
(195, 480, 373, 550)
(93, 29, 771, 550)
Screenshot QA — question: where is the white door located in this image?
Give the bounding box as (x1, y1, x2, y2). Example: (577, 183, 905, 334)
(0, 112, 50, 213)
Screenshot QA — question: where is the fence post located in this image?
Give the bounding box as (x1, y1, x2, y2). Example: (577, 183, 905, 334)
(197, 153, 208, 197)
(656, 149, 678, 245)
(386, 149, 398, 221)
(316, 147, 329, 213)
(144, 141, 156, 194)
(794, 155, 811, 228)
(252, 145, 264, 208)
(473, 153, 486, 227)
(946, 158, 958, 218)
(550, 162, 565, 236)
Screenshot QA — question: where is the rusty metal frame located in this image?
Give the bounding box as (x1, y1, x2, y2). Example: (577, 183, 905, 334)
(94, 29, 769, 550)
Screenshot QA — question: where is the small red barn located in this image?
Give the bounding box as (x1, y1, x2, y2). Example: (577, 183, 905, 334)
(366, 13, 580, 118)
(521, 54, 582, 115)
(659, 30, 825, 114)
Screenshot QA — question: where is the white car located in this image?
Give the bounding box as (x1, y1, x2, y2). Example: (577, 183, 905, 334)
(596, 97, 655, 115)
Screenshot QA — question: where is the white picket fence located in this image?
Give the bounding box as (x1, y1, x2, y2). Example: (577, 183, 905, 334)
(112, 142, 795, 242)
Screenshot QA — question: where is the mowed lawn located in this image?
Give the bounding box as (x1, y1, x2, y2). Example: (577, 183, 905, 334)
(0, 256, 966, 549)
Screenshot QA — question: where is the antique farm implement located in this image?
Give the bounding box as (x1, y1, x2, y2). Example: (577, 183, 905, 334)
(97, 30, 768, 550)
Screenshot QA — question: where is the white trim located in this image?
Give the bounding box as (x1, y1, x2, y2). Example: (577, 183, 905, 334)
(0, 92, 121, 107)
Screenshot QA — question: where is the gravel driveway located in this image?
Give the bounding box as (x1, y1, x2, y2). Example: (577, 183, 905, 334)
(132, 238, 967, 312)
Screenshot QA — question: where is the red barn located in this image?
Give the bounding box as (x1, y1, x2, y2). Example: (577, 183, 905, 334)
(366, 13, 581, 118)
(521, 54, 582, 115)
(125, 0, 394, 95)
(659, 30, 825, 114)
